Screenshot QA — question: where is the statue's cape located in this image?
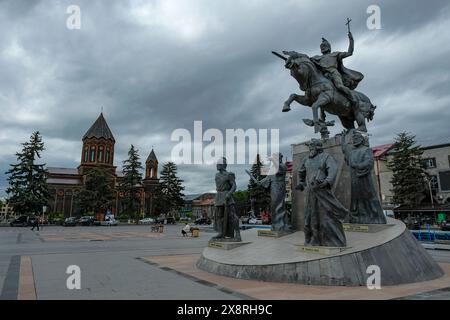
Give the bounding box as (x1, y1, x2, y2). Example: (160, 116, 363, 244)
(339, 60, 364, 90)
(312, 52, 364, 90)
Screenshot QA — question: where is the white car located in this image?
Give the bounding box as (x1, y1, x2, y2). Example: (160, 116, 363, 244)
(138, 217, 155, 224)
(384, 210, 394, 218)
(100, 218, 118, 226)
(248, 218, 263, 225)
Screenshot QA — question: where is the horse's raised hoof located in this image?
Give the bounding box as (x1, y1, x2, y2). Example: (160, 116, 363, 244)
(282, 104, 291, 112)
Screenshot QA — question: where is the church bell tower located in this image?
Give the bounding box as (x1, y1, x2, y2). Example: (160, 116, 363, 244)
(78, 113, 116, 176)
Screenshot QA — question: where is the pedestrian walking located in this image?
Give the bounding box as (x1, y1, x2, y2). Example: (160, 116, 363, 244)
(31, 216, 40, 231)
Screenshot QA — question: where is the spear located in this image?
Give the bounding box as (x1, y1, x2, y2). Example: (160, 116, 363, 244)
(271, 51, 287, 61)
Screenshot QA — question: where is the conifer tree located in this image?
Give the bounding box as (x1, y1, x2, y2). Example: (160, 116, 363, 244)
(6, 131, 49, 215)
(153, 162, 185, 215)
(388, 132, 428, 207)
(119, 145, 143, 219)
(247, 154, 270, 215)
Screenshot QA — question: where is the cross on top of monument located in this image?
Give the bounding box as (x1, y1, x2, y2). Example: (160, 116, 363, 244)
(346, 17, 352, 32)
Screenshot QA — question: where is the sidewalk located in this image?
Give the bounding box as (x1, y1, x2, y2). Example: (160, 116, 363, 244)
(422, 243, 450, 251)
(141, 254, 450, 300)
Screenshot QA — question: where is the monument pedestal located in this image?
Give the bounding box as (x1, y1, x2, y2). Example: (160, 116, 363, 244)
(297, 245, 348, 255)
(197, 218, 444, 286)
(343, 223, 394, 233)
(208, 241, 251, 250)
(257, 230, 293, 238)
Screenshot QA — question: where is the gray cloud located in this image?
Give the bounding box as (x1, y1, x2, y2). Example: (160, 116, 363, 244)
(1, 0, 450, 197)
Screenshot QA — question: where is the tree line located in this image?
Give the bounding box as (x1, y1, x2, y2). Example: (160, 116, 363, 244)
(3, 131, 434, 218)
(5, 132, 185, 218)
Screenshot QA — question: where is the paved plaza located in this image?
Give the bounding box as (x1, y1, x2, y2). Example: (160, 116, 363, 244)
(1, 224, 450, 300)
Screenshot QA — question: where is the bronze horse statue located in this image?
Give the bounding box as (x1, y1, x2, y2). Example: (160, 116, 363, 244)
(275, 51, 375, 133)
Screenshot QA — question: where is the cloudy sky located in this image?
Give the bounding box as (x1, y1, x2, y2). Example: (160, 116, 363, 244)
(1, 0, 449, 197)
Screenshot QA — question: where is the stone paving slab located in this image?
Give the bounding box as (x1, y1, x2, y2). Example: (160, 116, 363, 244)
(143, 254, 450, 300)
(40, 231, 164, 242)
(18, 256, 36, 300)
(30, 251, 238, 300)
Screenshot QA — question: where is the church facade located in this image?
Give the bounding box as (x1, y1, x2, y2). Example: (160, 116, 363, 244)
(46, 113, 159, 218)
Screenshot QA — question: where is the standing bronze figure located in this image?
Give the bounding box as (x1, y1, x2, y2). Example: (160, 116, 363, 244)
(211, 157, 241, 242)
(296, 139, 348, 247)
(342, 130, 387, 224)
(246, 153, 291, 232)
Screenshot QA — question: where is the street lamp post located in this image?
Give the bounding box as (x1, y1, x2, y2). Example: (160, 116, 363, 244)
(426, 177, 434, 209)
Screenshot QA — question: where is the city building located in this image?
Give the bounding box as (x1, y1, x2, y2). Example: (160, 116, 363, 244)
(0, 201, 14, 218)
(373, 141, 450, 223)
(192, 197, 215, 219)
(46, 113, 159, 218)
(182, 193, 216, 219)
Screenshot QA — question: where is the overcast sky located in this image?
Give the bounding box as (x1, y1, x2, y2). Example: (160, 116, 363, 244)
(1, 0, 449, 197)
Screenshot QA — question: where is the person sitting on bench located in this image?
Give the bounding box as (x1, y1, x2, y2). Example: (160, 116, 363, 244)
(182, 223, 191, 237)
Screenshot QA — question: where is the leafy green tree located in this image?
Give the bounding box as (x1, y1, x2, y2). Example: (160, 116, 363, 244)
(388, 132, 428, 207)
(76, 167, 114, 215)
(247, 154, 270, 215)
(233, 189, 251, 217)
(153, 162, 185, 215)
(118, 145, 143, 219)
(233, 190, 249, 202)
(6, 131, 50, 215)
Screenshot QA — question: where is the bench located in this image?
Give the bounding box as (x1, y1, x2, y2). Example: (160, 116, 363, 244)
(150, 224, 164, 233)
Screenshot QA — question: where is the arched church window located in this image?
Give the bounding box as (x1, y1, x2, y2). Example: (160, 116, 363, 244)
(84, 147, 89, 162)
(106, 147, 110, 163)
(90, 146, 96, 162)
(98, 146, 104, 162)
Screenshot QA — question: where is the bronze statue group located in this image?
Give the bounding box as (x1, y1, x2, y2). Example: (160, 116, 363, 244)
(210, 21, 386, 248)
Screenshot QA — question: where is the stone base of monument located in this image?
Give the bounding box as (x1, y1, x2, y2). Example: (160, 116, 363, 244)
(297, 245, 348, 255)
(197, 218, 444, 286)
(343, 223, 394, 233)
(208, 241, 251, 250)
(257, 230, 293, 238)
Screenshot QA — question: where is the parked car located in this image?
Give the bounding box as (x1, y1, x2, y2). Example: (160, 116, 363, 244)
(248, 217, 263, 225)
(63, 217, 77, 227)
(384, 210, 395, 218)
(240, 216, 251, 224)
(441, 221, 450, 231)
(156, 217, 176, 224)
(10, 215, 36, 227)
(100, 217, 118, 226)
(194, 218, 211, 225)
(405, 219, 420, 230)
(138, 217, 155, 225)
(79, 216, 94, 226)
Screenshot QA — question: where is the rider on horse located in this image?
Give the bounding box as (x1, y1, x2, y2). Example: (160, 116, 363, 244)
(283, 32, 363, 111)
(311, 32, 363, 110)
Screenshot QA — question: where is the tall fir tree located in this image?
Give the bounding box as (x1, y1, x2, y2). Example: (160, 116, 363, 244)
(6, 131, 50, 215)
(247, 154, 270, 215)
(153, 162, 185, 215)
(388, 132, 428, 207)
(119, 145, 143, 218)
(76, 167, 114, 215)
